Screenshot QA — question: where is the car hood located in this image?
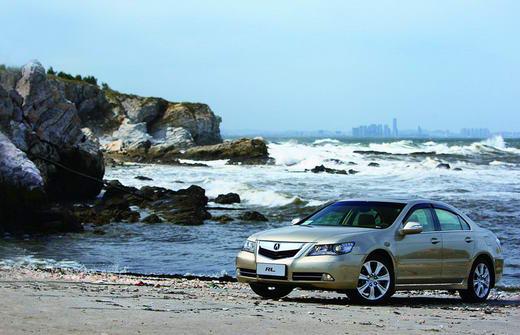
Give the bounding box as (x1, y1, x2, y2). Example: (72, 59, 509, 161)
(249, 225, 374, 243)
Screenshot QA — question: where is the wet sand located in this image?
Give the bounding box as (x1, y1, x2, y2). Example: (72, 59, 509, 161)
(0, 268, 519, 335)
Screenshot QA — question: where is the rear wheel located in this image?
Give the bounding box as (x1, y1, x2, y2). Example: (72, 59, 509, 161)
(459, 260, 492, 302)
(249, 283, 293, 299)
(347, 256, 394, 305)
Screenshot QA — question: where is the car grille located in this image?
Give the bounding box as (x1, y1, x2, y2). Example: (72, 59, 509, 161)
(238, 268, 257, 278)
(292, 272, 324, 281)
(258, 247, 300, 260)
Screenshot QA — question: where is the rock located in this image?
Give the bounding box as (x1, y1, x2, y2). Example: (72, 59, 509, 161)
(135, 175, 153, 181)
(111, 120, 152, 152)
(348, 169, 359, 174)
(436, 163, 451, 169)
(105, 139, 124, 153)
(239, 211, 268, 222)
(453, 167, 463, 171)
(142, 214, 162, 224)
(150, 126, 194, 150)
(0, 131, 46, 231)
(73, 182, 211, 226)
(49, 77, 114, 134)
(122, 96, 165, 124)
(214, 193, 241, 204)
(148, 102, 221, 145)
(6, 61, 105, 200)
(213, 215, 234, 223)
(183, 138, 270, 164)
(368, 162, 380, 167)
(308, 165, 348, 175)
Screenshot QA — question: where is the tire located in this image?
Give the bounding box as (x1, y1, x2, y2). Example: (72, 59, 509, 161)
(347, 255, 395, 305)
(459, 259, 493, 303)
(249, 283, 293, 299)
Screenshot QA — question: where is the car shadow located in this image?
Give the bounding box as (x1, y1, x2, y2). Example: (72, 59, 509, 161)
(281, 294, 520, 307)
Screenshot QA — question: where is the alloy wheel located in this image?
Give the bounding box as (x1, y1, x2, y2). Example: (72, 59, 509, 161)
(473, 263, 491, 298)
(356, 260, 391, 301)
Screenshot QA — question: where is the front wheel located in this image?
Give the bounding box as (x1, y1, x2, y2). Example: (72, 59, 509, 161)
(249, 283, 293, 299)
(459, 260, 492, 302)
(347, 257, 394, 305)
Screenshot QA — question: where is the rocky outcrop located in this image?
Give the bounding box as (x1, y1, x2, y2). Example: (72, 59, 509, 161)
(73, 181, 211, 226)
(148, 103, 221, 145)
(0, 61, 105, 232)
(43, 72, 223, 155)
(183, 138, 270, 164)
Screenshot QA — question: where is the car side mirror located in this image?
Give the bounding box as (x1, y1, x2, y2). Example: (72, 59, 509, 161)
(400, 221, 423, 235)
(291, 218, 301, 225)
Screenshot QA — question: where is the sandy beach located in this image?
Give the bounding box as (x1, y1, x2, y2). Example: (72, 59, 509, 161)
(0, 268, 518, 335)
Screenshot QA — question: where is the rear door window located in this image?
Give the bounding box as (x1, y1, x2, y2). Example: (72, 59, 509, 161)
(435, 209, 464, 231)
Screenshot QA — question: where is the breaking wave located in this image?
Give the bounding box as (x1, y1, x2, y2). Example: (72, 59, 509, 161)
(269, 136, 520, 168)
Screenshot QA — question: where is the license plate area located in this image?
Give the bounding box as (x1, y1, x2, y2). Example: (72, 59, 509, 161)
(256, 263, 286, 278)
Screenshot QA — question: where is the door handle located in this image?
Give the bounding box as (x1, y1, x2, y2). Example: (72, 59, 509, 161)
(464, 237, 473, 243)
(431, 237, 440, 244)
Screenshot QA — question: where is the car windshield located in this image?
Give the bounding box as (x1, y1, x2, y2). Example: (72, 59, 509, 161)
(300, 201, 405, 229)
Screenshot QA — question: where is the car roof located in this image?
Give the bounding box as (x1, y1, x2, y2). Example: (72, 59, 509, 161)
(335, 198, 455, 209)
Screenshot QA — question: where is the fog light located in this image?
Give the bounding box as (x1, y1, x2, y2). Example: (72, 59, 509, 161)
(321, 273, 335, 281)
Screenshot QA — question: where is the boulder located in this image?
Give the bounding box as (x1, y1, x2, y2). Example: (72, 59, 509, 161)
(436, 163, 451, 169)
(308, 165, 348, 175)
(239, 211, 268, 222)
(368, 162, 380, 167)
(183, 138, 270, 164)
(214, 192, 241, 204)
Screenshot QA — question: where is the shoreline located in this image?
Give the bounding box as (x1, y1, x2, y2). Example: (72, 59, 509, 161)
(1, 267, 519, 334)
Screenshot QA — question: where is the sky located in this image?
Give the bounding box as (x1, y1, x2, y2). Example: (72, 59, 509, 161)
(1, 0, 519, 132)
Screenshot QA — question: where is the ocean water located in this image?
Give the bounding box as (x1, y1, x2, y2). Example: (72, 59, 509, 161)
(1, 136, 519, 287)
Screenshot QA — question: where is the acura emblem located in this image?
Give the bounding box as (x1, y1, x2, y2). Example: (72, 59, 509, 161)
(273, 243, 280, 251)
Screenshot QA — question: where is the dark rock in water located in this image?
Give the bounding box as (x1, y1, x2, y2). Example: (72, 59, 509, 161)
(135, 175, 153, 181)
(348, 169, 360, 175)
(453, 167, 463, 171)
(71, 181, 211, 226)
(348, 161, 357, 165)
(436, 163, 451, 169)
(36, 205, 83, 233)
(368, 162, 380, 167)
(239, 211, 268, 222)
(213, 215, 234, 223)
(325, 158, 343, 164)
(308, 165, 348, 175)
(214, 193, 241, 204)
(142, 214, 162, 224)
(92, 228, 106, 235)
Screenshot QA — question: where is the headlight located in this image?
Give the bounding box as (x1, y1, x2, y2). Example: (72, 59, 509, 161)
(242, 239, 256, 253)
(307, 242, 355, 256)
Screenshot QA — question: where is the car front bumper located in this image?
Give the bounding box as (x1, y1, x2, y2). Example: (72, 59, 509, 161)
(235, 249, 364, 290)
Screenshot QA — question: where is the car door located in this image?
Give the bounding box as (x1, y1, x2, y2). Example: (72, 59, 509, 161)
(395, 205, 443, 284)
(433, 208, 474, 283)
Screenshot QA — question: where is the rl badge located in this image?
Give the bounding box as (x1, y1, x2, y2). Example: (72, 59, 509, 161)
(256, 263, 286, 277)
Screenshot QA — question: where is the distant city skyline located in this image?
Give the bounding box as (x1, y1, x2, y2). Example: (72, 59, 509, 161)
(2, 1, 520, 132)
